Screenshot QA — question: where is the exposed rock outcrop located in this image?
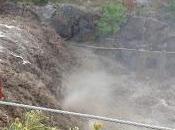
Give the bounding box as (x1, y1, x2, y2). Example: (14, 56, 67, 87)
(53, 4, 99, 41)
(30, 3, 100, 42)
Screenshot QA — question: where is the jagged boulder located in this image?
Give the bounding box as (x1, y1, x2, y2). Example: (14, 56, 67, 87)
(30, 3, 99, 41)
(51, 4, 99, 41)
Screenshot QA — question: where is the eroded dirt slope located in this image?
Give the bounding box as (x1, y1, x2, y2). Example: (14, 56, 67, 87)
(0, 11, 78, 129)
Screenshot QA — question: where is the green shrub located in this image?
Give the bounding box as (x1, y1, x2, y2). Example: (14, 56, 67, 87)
(162, 0, 175, 21)
(3, 110, 57, 130)
(168, 0, 175, 12)
(92, 122, 103, 130)
(3, 110, 104, 130)
(97, 2, 127, 36)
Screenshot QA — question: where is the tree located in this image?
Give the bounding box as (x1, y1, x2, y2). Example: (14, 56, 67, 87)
(97, 2, 127, 35)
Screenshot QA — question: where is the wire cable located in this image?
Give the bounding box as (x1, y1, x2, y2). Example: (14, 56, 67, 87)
(0, 101, 174, 130)
(70, 44, 175, 54)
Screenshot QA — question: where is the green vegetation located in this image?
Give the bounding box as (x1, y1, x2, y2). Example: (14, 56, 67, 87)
(3, 110, 103, 130)
(168, 0, 175, 12)
(11, 0, 121, 6)
(162, 0, 175, 21)
(97, 2, 127, 36)
(3, 110, 57, 130)
(92, 122, 103, 130)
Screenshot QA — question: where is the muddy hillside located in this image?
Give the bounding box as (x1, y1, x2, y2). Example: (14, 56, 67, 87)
(0, 3, 79, 129)
(0, 1, 175, 130)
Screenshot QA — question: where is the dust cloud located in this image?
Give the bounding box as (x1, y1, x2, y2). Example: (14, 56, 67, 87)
(61, 46, 175, 130)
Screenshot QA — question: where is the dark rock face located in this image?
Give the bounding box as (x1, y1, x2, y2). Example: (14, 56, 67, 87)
(166, 36, 175, 51)
(118, 17, 145, 48)
(144, 19, 168, 50)
(29, 4, 99, 41)
(51, 4, 99, 41)
(118, 17, 169, 50)
(116, 17, 149, 71)
(115, 16, 175, 76)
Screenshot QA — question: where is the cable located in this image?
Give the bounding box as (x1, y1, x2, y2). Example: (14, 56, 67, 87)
(0, 101, 174, 130)
(70, 44, 175, 54)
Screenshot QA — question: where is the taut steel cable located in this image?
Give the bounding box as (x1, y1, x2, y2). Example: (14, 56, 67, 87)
(0, 101, 174, 130)
(70, 44, 175, 54)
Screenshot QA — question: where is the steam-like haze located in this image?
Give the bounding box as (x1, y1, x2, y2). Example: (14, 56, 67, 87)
(62, 46, 175, 130)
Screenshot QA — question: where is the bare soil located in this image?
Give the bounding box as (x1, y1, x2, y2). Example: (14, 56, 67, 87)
(0, 6, 79, 129)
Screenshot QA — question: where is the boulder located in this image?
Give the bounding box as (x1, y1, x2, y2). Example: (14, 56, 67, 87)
(29, 4, 56, 23)
(29, 3, 99, 41)
(51, 4, 99, 41)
